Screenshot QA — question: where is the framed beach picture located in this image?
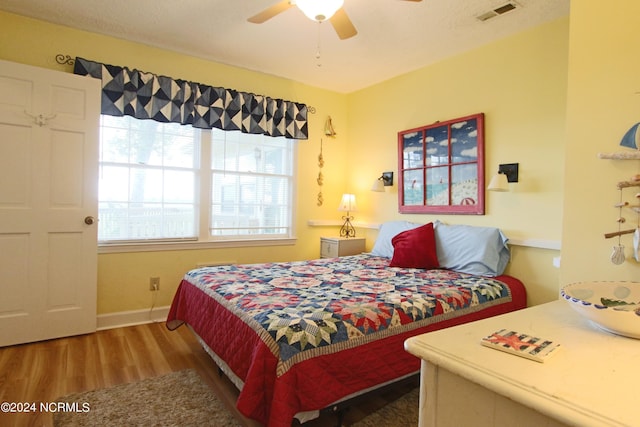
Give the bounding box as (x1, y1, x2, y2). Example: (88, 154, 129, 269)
(397, 113, 485, 214)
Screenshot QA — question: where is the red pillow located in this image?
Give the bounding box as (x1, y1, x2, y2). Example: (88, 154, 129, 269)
(390, 222, 440, 269)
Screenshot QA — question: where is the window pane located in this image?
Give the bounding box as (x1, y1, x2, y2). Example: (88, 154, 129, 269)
(164, 134, 197, 168)
(100, 127, 130, 163)
(210, 129, 294, 239)
(402, 132, 423, 169)
(451, 164, 478, 206)
(426, 125, 449, 166)
(211, 172, 291, 236)
(451, 118, 478, 164)
(426, 166, 449, 206)
(99, 165, 129, 202)
(164, 170, 195, 203)
(98, 202, 195, 241)
(403, 169, 424, 206)
(130, 168, 163, 203)
(98, 115, 198, 242)
(211, 129, 292, 175)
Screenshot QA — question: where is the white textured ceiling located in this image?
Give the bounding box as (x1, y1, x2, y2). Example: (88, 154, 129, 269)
(0, 0, 570, 93)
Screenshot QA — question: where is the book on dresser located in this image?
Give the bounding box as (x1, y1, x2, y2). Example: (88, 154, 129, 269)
(480, 329, 561, 363)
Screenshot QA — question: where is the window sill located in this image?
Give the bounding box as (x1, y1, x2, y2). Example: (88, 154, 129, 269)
(98, 237, 297, 254)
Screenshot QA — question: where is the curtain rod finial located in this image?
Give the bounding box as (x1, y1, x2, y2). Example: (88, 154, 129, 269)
(55, 54, 75, 66)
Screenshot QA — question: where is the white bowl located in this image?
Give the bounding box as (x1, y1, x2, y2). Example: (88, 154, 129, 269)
(560, 281, 640, 339)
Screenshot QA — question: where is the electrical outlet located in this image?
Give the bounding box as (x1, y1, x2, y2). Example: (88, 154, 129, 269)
(149, 277, 160, 291)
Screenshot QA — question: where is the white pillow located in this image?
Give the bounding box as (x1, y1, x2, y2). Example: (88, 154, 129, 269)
(371, 221, 422, 258)
(434, 223, 510, 277)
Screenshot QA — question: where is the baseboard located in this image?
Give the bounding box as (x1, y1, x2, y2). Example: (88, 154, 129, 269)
(96, 305, 171, 330)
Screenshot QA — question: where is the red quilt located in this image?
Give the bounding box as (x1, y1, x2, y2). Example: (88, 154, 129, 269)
(167, 254, 526, 426)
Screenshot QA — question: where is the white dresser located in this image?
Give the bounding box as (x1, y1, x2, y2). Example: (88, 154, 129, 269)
(404, 300, 640, 427)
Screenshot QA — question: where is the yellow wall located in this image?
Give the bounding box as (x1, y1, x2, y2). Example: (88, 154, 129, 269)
(561, 1, 640, 284)
(348, 18, 569, 305)
(0, 11, 352, 314)
(0, 10, 572, 314)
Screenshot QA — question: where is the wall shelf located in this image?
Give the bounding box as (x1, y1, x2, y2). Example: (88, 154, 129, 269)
(598, 151, 640, 160)
(617, 180, 640, 189)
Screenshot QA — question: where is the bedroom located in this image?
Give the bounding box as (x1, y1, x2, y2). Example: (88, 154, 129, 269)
(1, 0, 639, 426)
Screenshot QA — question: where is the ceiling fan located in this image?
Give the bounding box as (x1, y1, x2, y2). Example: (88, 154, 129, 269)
(248, 0, 423, 40)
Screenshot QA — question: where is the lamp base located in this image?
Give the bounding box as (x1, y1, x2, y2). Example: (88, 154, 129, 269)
(340, 215, 356, 238)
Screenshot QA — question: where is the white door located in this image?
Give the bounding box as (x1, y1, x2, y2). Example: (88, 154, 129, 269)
(0, 59, 100, 346)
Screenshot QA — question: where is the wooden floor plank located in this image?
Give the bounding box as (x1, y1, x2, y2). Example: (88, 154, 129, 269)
(0, 322, 412, 427)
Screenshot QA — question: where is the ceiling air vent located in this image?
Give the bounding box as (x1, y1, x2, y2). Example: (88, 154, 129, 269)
(476, 2, 519, 22)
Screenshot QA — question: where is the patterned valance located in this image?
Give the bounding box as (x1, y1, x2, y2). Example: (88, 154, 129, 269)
(73, 57, 308, 140)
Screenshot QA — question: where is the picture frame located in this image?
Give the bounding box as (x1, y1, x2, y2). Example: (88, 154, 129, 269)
(397, 113, 485, 214)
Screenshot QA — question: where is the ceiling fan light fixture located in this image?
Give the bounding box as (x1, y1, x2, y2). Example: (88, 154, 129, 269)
(296, 0, 344, 22)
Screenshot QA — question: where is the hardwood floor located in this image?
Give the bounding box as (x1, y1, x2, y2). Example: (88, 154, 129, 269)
(0, 321, 415, 427)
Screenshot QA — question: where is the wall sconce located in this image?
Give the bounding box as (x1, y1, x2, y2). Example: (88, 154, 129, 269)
(371, 172, 394, 192)
(337, 193, 357, 238)
(487, 163, 518, 192)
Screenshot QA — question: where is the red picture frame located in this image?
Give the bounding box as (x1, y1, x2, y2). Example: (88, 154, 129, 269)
(397, 113, 485, 215)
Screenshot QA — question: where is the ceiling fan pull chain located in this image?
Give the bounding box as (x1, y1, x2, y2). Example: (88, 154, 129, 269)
(316, 22, 322, 67)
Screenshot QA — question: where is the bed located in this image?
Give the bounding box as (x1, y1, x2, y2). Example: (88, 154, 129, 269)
(166, 221, 527, 426)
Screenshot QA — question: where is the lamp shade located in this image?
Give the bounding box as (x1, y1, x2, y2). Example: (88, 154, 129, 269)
(338, 193, 357, 211)
(296, 0, 344, 22)
(487, 173, 509, 192)
(371, 179, 385, 192)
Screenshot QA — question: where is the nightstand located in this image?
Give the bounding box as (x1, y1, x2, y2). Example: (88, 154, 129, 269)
(320, 237, 365, 258)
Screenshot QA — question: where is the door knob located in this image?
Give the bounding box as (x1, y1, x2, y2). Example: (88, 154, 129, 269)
(84, 216, 96, 225)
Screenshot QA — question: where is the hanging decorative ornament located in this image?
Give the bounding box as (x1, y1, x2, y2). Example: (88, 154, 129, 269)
(317, 138, 324, 206)
(324, 116, 337, 137)
(611, 187, 626, 265)
(611, 244, 626, 265)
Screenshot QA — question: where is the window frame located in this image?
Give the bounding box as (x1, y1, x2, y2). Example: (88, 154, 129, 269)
(397, 113, 485, 215)
(208, 128, 296, 240)
(97, 116, 297, 253)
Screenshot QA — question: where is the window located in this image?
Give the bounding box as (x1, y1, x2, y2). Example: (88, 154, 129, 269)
(397, 113, 485, 214)
(210, 128, 294, 238)
(98, 115, 296, 245)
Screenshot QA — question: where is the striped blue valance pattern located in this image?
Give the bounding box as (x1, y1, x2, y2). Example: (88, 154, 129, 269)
(73, 57, 308, 140)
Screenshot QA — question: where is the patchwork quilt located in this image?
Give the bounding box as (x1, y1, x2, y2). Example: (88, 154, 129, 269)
(167, 254, 526, 426)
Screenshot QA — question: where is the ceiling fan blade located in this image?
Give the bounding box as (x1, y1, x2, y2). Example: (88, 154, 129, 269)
(329, 8, 357, 40)
(247, 1, 294, 24)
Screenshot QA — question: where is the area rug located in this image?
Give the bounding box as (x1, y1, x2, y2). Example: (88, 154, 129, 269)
(54, 369, 419, 427)
(351, 387, 419, 427)
(53, 369, 241, 427)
